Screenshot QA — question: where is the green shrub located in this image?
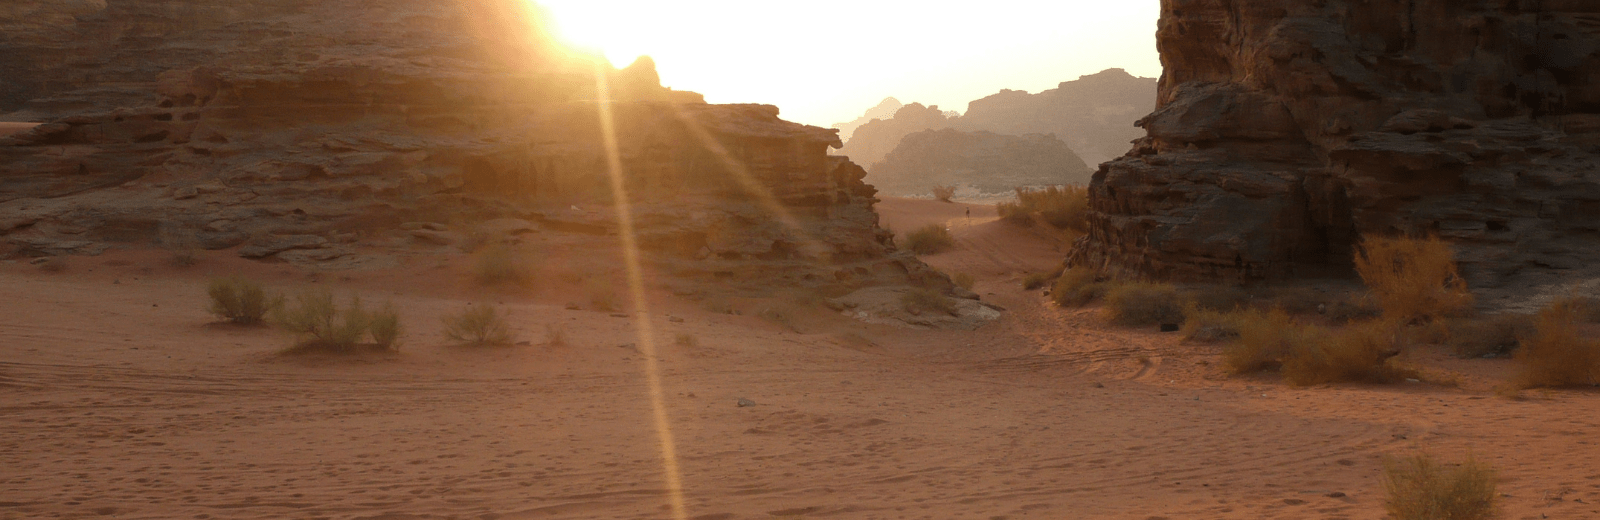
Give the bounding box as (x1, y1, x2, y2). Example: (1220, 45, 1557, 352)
(1102, 282, 1184, 327)
(902, 224, 954, 255)
(1052, 267, 1105, 307)
(1516, 298, 1600, 388)
(273, 290, 372, 352)
(1354, 235, 1474, 323)
(208, 276, 281, 325)
(1382, 453, 1498, 520)
(901, 287, 958, 316)
(443, 304, 513, 346)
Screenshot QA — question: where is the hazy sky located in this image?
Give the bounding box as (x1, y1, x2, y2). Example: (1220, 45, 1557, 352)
(537, 1, 1162, 128)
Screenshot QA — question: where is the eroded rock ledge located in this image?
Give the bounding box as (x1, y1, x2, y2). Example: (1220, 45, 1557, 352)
(1075, 0, 1600, 291)
(0, 0, 950, 294)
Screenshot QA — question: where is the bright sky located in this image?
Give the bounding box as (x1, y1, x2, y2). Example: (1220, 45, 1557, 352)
(536, 1, 1162, 128)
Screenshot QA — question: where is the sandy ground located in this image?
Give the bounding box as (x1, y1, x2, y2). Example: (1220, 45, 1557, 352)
(3, 197, 1598, 520)
(0, 122, 41, 137)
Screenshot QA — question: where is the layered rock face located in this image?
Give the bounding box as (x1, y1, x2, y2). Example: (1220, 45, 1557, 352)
(834, 102, 952, 170)
(867, 129, 1091, 196)
(1077, 0, 1600, 290)
(0, 0, 946, 292)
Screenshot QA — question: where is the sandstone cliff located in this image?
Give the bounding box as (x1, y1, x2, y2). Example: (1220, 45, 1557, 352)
(1076, 0, 1600, 293)
(833, 102, 952, 170)
(866, 129, 1091, 197)
(0, 0, 951, 294)
(831, 97, 902, 142)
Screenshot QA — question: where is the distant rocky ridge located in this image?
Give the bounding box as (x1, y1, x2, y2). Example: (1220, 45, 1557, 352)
(867, 129, 1091, 197)
(1074, 0, 1600, 296)
(0, 0, 958, 295)
(831, 97, 901, 142)
(834, 69, 1157, 169)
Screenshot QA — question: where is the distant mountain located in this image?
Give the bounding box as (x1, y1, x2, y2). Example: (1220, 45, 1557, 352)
(867, 129, 1091, 197)
(831, 97, 902, 142)
(833, 68, 1157, 169)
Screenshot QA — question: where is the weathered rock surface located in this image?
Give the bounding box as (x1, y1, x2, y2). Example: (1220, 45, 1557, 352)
(867, 129, 1092, 196)
(831, 97, 903, 143)
(835, 69, 1157, 170)
(1076, 0, 1600, 293)
(0, 0, 952, 295)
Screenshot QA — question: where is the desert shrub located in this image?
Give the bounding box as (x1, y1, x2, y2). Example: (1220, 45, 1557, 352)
(160, 225, 200, 268)
(1052, 267, 1106, 307)
(674, 332, 698, 347)
(1223, 308, 1302, 374)
(368, 302, 401, 350)
(1102, 282, 1184, 327)
(1261, 286, 1328, 316)
(1446, 312, 1529, 356)
(1326, 294, 1384, 324)
(1181, 304, 1245, 343)
(1354, 235, 1474, 322)
(952, 272, 976, 291)
(901, 287, 958, 316)
(273, 290, 371, 352)
(902, 224, 954, 255)
(1515, 298, 1600, 388)
(1382, 453, 1498, 520)
(931, 185, 956, 202)
(544, 324, 567, 346)
(442, 304, 513, 346)
(1281, 319, 1411, 386)
(996, 201, 1030, 225)
(1023, 264, 1066, 290)
(1009, 185, 1090, 232)
(1184, 285, 1252, 313)
(208, 276, 281, 325)
(473, 245, 528, 285)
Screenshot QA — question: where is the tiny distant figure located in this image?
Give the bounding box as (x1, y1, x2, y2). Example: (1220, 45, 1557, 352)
(966, 207, 971, 219)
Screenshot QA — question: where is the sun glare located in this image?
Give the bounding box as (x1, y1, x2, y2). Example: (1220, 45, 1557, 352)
(538, 0, 652, 66)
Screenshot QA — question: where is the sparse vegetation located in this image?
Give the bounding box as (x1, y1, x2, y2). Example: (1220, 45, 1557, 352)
(1354, 235, 1474, 323)
(901, 287, 958, 316)
(473, 245, 528, 285)
(586, 278, 619, 312)
(160, 225, 200, 268)
(1022, 264, 1066, 290)
(952, 272, 976, 291)
(1051, 267, 1105, 307)
(1515, 298, 1600, 388)
(1102, 282, 1184, 327)
(1280, 319, 1411, 386)
(674, 332, 698, 347)
(1447, 313, 1533, 359)
(1382, 452, 1498, 520)
(902, 224, 954, 255)
(273, 290, 373, 352)
(998, 185, 1090, 232)
(1223, 308, 1302, 374)
(1180, 304, 1245, 343)
(442, 304, 513, 346)
(368, 302, 401, 350)
(207, 276, 281, 326)
(544, 324, 567, 346)
(931, 185, 956, 202)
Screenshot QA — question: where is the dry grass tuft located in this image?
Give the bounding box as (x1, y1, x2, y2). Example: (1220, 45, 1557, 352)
(1102, 282, 1184, 327)
(586, 278, 619, 312)
(544, 324, 567, 346)
(442, 304, 513, 346)
(901, 287, 958, 316)
(952, 272, 976, 291)
(1382, 452, 1498, 520)
(902, 224, 955, 255)
(368, 302, 401, 350)
(931, 185, 956, 202)
(1023, 264, 1066, 290)
(1354, 235, 1474, 322)
(1447, 313, 1533, 359)
(1181, 304, 1246, 343)
(208, 276, 282, 326)
(1222, 308, 1303, 374)
(1051, 267, 1105, 307)
(273, 290, 373, 352)
(473, 245, 529, 286)
(1000, 186, 1090, 232)
(1281, 319, 1412, 386)
(1515, 298, 1600, 388)
(674, 332, 698, 347)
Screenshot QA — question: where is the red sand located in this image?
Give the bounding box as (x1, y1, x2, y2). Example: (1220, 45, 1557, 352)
(1, 197, 1595, 519)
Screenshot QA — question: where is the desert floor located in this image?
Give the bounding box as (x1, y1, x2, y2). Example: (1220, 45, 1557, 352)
(3, 197, 1598, 520)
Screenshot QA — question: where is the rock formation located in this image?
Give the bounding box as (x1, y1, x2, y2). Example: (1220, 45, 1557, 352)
(1075, 0, 1600, 293)
(866, 129, 1091, 197)
(0, 0, 953, 294)
(831, 97, 902, 142)
(834, 69, 1157, 170)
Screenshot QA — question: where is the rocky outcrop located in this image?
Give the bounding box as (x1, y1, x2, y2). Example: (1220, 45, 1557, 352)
(0, 0, 950, 294)
(866, 129, 1091, 196)
(831, 97, 902, 142)
(1076, 0, 1600, 292)
(834, 69, 1157, 171)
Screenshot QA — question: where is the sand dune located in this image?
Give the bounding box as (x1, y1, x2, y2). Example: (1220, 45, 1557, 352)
(1, 199, 1597, 519)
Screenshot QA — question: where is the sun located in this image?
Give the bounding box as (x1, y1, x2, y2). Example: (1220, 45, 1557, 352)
(537, 0, 655, 66)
